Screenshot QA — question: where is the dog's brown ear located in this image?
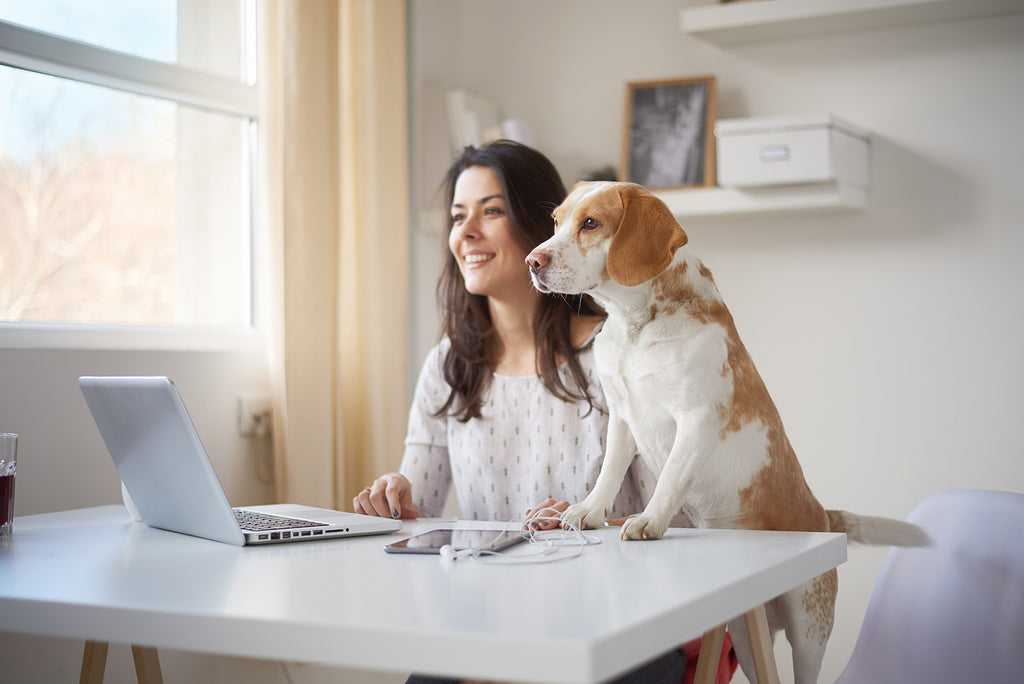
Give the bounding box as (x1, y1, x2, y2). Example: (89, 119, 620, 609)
(607, 185, 688, 287)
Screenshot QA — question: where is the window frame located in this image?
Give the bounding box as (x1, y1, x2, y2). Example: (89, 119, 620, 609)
(0, 14, 262, 352)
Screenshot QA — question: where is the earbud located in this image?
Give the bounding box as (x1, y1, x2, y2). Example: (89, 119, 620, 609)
(440, 544, 476, 562)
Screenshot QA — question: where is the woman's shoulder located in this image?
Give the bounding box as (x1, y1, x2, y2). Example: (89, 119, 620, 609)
(414, 337, 452, 386)
(431, 336, 453, 356)
(420, 336, 451, 362)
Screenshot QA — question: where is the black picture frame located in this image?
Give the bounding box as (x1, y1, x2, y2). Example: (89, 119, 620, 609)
(621, 76, 717, 190)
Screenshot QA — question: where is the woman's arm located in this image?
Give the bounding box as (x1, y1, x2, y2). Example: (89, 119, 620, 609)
(399, 442, 452, 517)
(354, 342, 453, 518)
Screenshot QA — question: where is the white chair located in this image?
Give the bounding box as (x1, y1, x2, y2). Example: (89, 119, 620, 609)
(835, 489, 1024, 684)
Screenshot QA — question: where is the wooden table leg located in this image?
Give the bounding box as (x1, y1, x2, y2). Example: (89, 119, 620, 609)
(80, 641, 108, 684)
(131, 646, 164, 684)
(692, 624, 726, 684)
(744, 604, 781, 684)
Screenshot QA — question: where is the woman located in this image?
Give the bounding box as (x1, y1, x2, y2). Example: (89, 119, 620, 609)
(353, 140, 658, 528)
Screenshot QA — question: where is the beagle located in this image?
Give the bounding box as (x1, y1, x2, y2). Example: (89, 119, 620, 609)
(526, 181, 927, 684)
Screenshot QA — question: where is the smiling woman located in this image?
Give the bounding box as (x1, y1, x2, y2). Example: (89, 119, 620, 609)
(448, 166, 538, 305)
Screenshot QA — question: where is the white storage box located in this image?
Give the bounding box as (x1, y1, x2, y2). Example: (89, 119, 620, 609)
(715, 115, 869, 188)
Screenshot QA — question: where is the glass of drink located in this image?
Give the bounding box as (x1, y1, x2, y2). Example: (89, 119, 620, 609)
(1, 433, 17, 538)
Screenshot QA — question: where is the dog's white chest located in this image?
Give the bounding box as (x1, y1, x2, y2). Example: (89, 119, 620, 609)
(593, 318, 730, 464)
(594, 337, 659, 409)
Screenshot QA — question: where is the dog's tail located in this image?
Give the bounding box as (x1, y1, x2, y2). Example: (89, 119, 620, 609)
(826, 510, 930, 547)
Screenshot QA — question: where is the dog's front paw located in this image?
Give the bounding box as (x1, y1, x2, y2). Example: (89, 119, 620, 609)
(620, 515, 668, 541)
(562, 502, 607, 530)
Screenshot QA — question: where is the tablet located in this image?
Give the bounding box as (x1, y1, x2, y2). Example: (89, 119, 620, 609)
(384, 527, 528, 555)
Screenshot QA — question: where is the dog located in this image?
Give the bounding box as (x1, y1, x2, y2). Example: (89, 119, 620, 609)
(526, 181, 928, 684)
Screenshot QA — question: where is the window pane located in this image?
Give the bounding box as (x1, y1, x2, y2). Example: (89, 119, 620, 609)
(0, 0, 249, 82)
(0, 66, 252, 328)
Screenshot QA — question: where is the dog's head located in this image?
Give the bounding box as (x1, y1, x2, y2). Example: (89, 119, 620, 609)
(527, 181, 688, 295)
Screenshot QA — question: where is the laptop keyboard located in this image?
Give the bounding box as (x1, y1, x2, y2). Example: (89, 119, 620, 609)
(234, 509, 325, 532)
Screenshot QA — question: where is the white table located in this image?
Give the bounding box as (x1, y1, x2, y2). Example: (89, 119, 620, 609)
(0, 506, 846, 684)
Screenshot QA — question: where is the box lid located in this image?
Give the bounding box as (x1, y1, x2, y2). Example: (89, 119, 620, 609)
(715, 114, 867, 139)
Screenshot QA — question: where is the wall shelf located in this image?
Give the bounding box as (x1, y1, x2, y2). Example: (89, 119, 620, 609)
(679, 0, 1024, 46)
(655, 183, 866, 221)
(671, 0, 1024, 217)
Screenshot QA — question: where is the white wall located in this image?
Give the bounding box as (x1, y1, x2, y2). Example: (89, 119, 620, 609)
(408, 1, 1024, 682)
(0, 345, 275, 515)
(408, 0, 463, 378)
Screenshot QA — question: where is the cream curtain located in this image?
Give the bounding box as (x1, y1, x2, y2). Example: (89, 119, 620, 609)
(261, 0, 409, 509)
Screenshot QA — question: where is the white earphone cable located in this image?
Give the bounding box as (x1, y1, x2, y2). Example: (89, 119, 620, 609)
(441, 516, 601, 564)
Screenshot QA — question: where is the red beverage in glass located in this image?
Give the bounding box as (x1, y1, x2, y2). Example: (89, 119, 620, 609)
(0, 471, 13, 528)
(1, 433, 17, 536)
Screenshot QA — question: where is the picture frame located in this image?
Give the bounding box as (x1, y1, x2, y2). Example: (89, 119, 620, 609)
(620, 76, 717, 190)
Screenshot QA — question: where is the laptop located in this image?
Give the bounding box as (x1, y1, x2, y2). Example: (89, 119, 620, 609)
(79, 376, 402, 546)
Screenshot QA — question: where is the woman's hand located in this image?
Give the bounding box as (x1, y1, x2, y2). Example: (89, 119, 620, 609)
(524, 498, 570, 530)
(353, 473, 422, 520)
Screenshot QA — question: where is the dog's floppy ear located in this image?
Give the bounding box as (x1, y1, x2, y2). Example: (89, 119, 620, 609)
(607, 184, 688, 287)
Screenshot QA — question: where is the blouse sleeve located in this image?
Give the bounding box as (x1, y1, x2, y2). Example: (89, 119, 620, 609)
(399, 443, 451, 517)
(398, 342, 452, 517)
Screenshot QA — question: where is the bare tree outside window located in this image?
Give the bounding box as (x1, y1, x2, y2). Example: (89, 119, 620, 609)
(0, 69, 176, 324)
(0, 0, 255, 330)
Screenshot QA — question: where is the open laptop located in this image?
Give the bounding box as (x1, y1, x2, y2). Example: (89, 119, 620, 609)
(79, 376, 402, 546)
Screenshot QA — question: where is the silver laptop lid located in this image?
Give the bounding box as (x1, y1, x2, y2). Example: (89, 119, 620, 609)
(80, 376, 247, 545)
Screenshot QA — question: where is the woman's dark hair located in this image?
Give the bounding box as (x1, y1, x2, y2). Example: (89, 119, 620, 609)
(434, 140, 604, 422)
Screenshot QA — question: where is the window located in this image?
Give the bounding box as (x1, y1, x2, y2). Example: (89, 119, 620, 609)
(0, 1, 258, 336)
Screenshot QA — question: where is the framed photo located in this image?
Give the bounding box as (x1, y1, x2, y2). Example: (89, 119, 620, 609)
(620, 76, 717, 190)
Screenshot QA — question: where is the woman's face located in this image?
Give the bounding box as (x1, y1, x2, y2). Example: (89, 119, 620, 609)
(448, 165, 533, 302)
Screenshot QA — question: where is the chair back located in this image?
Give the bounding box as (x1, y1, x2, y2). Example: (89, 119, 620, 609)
(836, 489, 1024, 684)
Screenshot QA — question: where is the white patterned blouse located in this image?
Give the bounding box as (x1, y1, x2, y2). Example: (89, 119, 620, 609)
(400, 336, 660, 522)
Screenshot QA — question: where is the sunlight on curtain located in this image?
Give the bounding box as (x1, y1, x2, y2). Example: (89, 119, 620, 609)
(260, 0, 409, 509)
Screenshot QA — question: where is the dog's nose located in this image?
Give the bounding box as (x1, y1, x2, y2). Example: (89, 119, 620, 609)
(526, 251, 548, 273)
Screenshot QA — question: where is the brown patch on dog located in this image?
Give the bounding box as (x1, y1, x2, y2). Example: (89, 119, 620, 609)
(652, 262, 689, 300)
(606, 185, 687, 287)
(718, 309, 829, 533)
(802, 570, 838, 644)
(720, 321, 774, 433)
(574, 183, 624, 223)
(733, 406, 828, 532)
(556, 183, 623, 260)
(652, 259, 730, 325)
(650, 262, 689, 321)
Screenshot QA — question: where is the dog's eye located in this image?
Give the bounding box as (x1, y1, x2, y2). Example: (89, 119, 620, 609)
(580, 218, 600, 232)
